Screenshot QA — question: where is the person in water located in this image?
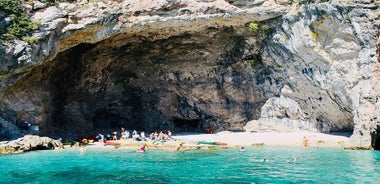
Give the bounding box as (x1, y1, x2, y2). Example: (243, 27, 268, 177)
(240, 146, 245, 152)
(287, 157, 297, 163)
(139, 144, 146, 152)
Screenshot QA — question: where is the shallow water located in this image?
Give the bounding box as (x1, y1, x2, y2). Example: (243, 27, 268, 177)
(0, 147, 379, 183)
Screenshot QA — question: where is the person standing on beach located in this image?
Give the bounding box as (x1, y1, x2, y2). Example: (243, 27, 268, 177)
(207, 126, 214, 134)
(173, 143, 183, 152)
(132, 130, 140, 140)
(112, 131, 118, 140)
(120, 127, 126, 140)
(140, 131, 146, 141)
(303, 136, 309, 147)
(168, 131, 172, 139)
(121, 127, 130, 140)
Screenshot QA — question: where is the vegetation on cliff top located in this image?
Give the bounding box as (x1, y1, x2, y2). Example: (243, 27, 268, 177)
(0, 0, 39, 40)
(39, 0, 77, 4)
(297, 0, 330, 4)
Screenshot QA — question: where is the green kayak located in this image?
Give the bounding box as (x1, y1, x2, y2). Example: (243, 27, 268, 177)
(198, 141, 227, 146)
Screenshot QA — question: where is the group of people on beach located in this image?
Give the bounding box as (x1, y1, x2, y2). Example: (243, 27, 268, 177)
(126, 128, 172, 141)
(89, 127, 178, 152)
(94, 127, 173, 143)
(72, 127, 178, 152)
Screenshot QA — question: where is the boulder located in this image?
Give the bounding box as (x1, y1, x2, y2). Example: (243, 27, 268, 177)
(0, 135, 63, 154)
(33, 1, 47, 10)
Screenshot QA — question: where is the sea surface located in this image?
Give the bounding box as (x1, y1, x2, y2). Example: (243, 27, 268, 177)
(0, 146, 379, 184)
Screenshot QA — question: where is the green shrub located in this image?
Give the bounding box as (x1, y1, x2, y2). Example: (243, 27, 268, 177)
(248, 22, 259, 32)
(317, 0, 330, 2)
(297, 0, 308, 4)
(311, 32, 318, 39)
(0, 0, 40, 39)
(22, 36, 39, 44)
(7, 17, 41, 37)
(39, 0, 77, 5)
(0, 0, 23, 16)
(298, 0, 330, 4)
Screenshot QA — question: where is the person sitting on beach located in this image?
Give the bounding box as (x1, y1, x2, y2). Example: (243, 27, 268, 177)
(149, 132, 154, 140)
(132, 130, 140, 141)
(112, 131, 118, 140)
(81, 138, 88, 144)
(140, 131, 146, 141)
(20, 121, 30, 130)
(163, 133, 169, 140)
(154, 132, 159, 140)
(168, 131, 172, 139)
(96, 134, 105, 142)
(158, 131, 164, 140)
(126, 130, 130, 139)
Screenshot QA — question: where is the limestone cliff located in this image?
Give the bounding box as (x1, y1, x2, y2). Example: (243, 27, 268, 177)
(0, 0, 379, 149)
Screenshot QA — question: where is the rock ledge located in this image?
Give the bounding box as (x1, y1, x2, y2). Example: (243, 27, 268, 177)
(0, 135, 63, 154)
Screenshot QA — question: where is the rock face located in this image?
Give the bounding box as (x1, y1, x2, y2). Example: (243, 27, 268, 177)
(0, 135, 63, 154)
(0, 117, 23, 140)
(0, 1, 379, 149)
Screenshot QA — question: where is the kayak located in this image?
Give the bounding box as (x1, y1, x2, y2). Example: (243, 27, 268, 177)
(198, 141, 227, 146)
(104, 140, 122, 146)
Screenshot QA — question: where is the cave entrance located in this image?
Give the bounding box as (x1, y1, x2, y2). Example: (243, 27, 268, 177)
(371, 125, 380, 150)
(93, 111, 127, 130)
(173, 118, 200, 132)
(373, 137, 380, 150)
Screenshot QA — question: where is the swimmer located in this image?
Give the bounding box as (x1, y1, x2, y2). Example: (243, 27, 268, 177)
(139, 144, 146, 152)
(240, 146, 245, 152)
(249, 157, 269, 162)
(287, 157, 297, 163)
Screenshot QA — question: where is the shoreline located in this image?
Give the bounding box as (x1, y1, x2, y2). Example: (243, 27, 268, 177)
(173, 131, 350, 147)
(80, 131, 351, 151)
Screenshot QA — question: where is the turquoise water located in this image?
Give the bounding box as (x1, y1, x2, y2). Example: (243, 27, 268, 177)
(0, 147, 379, 184)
